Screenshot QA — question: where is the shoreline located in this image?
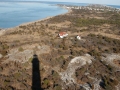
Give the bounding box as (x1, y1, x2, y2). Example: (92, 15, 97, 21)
(0, 7, 72, 36)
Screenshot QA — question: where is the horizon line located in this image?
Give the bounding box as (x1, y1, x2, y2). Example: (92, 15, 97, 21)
(0, 1, 120, 6)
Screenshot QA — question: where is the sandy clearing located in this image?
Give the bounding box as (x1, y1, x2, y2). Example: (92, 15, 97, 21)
(59, 54, 94, 85)
(102, 53, 120, 69)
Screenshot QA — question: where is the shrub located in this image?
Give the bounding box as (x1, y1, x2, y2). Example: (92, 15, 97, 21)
(54, 85, 62, 90)
(1, 50, 7, 56)
(43, 79, 49, 85)
(29, 57, 32, 62)
(63, 45, 68, 50)
(88, 33, 96, 37)
(3, 44, 9, 49)
(18, 47, 24, 52)
(107, 65, 114, 71)
(101, 75, 118, 89)
(52, 71, 59, 78)
(14, 72, 21, 79)
(42, 78, 50, 89)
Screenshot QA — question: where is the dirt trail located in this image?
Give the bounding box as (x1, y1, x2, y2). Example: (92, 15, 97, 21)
(80, 31, 120, 40)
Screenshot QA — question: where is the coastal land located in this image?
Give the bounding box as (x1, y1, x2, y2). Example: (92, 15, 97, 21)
(0, 4, 120, 90)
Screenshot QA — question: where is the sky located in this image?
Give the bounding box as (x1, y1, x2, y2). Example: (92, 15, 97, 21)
(43, 0, 120, 5)
(1, 0, 120, 5)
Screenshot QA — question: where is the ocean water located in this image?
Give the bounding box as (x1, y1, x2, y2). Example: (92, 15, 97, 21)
(108, 5, 120, 9)
(0, 2, 68, 28)
(41, 1, 88, 6)
(0, 1, 120, 28)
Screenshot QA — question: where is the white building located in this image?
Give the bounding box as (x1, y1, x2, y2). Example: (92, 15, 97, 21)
(59, 32, 68, 38)
(76, 35, 81, 40)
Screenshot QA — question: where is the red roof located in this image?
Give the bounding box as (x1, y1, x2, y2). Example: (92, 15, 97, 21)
(59, 32, 67, 36)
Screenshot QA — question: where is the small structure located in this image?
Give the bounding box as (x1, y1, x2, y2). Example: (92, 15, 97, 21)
(59, 32, 68, 38)
(76, 35, 81, 40)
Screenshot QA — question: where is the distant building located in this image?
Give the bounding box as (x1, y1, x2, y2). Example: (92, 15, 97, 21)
(76, 35, 81, 40)
(59, 32, 68, 38)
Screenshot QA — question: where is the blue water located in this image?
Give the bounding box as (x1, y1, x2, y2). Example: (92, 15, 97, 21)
(108, 5, 120, 9)
(0, 2, 68, 28)
(41, 1, 88, 6)
(0, 1, 120, 28)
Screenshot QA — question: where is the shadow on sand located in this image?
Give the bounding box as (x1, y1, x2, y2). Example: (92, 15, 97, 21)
(32, 54, 43, 90)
